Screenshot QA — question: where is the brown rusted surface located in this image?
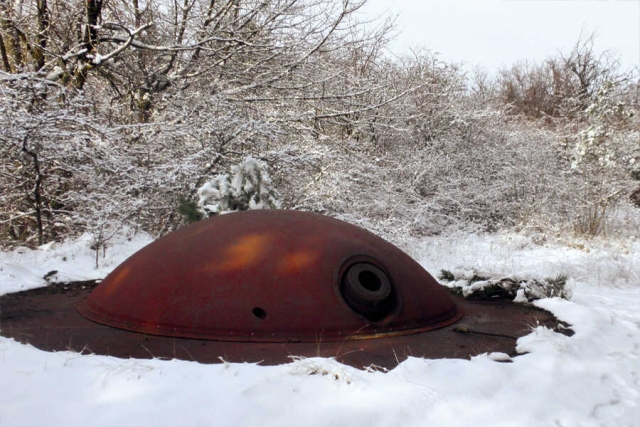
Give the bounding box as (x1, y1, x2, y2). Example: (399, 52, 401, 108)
(77, 210, 461, 342)
(0, 281, 571, 369)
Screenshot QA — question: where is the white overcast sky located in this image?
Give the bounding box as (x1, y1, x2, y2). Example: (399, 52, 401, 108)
(360, 0, 640, 74)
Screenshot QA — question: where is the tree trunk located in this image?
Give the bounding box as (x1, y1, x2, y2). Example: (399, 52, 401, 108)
(34, 0, 49, 71)
(0, 31, 11, 71)
(21, 137, 44, 246)
(85, 0, 102, 47)
(73, 0, 103, 88)
(0, 3, 24, 71)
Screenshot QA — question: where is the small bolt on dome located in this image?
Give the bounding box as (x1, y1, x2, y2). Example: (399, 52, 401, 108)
(341, 262, 397, 322)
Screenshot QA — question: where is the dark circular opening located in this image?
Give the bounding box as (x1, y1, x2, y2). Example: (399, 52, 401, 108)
(341, 262, 396, 322)
(252, 307, 267, 320)
(358, 270, 382, 292)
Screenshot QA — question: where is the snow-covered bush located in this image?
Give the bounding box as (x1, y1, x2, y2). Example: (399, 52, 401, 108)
(571, 81, 633, 171)
(197, 157, 280, 217)
(197, 175, 234, 216)
(2, 6, 638, 249)
(438, 269, 573, 302)
(567, 81, 636, 236)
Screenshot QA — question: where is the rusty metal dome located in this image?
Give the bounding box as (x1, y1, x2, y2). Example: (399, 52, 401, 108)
(77, 210, 462, 342)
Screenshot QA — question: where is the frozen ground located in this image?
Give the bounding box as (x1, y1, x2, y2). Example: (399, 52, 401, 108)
(1, 230, 639, 427)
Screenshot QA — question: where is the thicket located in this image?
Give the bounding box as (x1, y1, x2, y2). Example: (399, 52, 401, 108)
(1, 0, 638, 253)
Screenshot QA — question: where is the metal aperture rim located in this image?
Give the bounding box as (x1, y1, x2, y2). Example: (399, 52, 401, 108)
(334, 254, 403, 325)
(334, 254, 463, 339)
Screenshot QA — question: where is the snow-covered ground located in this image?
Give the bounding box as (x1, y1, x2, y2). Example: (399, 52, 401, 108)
(1, 231, 639, 427)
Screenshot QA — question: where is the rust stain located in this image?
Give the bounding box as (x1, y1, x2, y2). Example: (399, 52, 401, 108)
(277, 250, 319, 275)
(103, 266, 131, 296)
(208, 233, 273, 273)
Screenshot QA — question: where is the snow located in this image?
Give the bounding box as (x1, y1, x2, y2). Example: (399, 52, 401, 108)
(197, 156, 281, 217)
(0, 231, 153, 295)
(1, 231, 640, 426)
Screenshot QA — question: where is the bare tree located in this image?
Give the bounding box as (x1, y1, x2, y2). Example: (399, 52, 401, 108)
(497, 32, 627, 120)
(1, 0, 418, 246)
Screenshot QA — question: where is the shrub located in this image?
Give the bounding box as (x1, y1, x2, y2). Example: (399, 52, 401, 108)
(197, 157, 280, 217)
